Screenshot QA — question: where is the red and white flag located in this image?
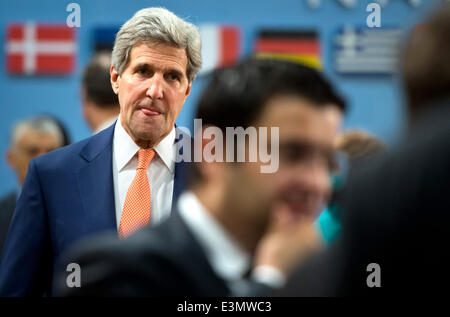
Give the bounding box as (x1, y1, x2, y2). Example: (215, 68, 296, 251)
(6, 23, 76, 75)
(199, 25, 240, 75)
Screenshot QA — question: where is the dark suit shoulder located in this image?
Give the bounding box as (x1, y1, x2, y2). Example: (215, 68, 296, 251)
(55, 213, 229, 296)
(33, 124, 114, 175)
(0, 191, 17, 257)
(31, 138, 90, 175)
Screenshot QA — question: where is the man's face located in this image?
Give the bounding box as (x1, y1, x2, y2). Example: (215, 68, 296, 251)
(226, 95, 340, 231)
(7, 128, 61, 185)
(111, 42, 191, 148)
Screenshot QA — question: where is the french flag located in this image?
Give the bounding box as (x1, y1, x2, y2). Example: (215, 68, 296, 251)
(199, 24, 240, 75)
(6, 23, 76, 75)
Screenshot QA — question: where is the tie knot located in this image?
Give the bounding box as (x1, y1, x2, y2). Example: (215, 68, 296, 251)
(137, 148, 155, 170)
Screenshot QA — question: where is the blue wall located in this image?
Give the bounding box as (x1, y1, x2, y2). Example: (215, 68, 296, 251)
(0, 0, 442, 196)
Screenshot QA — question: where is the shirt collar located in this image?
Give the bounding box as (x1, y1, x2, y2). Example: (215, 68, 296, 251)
(153, 125, 176, 173)
(177, 191, 251, 282)
(113, 115, 176, 173)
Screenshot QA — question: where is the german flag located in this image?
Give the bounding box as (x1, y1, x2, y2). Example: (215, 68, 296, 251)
(254, 30, 321, 70)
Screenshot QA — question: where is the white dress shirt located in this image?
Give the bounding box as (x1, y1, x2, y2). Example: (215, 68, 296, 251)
(112, 117, 175, 229)
(177, 191, 286, 295)
(177, 191, 251, 294)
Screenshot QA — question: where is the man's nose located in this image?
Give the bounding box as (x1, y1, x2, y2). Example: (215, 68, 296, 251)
(298, 161, 331, 198)
(146, 74, 164, 100)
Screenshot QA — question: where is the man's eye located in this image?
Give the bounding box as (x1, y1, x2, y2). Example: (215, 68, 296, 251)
(280, 145, 308, 163)
(136, 68, 151, 76)
(167, 73, 179, 81)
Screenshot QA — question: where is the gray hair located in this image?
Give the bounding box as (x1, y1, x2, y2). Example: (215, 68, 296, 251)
(11, 116, 64, 147)
(112, 7, 202, 82)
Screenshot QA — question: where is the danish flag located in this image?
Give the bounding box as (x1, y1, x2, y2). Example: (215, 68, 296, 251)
(6, 23, 76, 75)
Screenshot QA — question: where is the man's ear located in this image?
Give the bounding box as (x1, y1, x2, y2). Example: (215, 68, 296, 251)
(181, 82, 192, 105)
(6, 149, 16, 169)
(197, 128, 225, 182)
(110, 65, 120, 94)
(198, 156, 225, 184)
(185, 82, 192, 97)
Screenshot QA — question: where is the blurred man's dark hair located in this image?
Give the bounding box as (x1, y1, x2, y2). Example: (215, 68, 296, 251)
(401, 4, 450, 118)
(82, 51, 118, 107)
(189, 57, 346, 186)
(196, 58, 346, 130)
(81, 51, 120, 133)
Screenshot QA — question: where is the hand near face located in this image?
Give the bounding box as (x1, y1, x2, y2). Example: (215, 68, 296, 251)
(253, 201, 324, 277)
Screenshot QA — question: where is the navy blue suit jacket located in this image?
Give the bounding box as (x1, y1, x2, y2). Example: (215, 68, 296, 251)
(0, 123, 189, 296)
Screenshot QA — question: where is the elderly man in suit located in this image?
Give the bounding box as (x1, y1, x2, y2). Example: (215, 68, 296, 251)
(0, 116, 65, 258)
(0, 7, 201, 296)
(54, 58, 346, 296)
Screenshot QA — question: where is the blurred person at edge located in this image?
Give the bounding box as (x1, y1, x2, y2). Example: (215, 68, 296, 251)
(54, 58, 346, 296)
(0, 116, 66, 258)
(0, 7, 201, 296)
(316, 130, 386, 243)
(277, 3, 450, 296)
(81, 51, 120, 134)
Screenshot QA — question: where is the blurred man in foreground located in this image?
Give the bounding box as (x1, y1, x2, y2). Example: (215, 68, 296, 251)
(0, 116, 65, 258)
(54, 58, 346, 296)
(278, 3, 450, 296)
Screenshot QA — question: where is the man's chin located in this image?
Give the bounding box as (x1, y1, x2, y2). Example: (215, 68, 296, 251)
(129, 128, 163, 147)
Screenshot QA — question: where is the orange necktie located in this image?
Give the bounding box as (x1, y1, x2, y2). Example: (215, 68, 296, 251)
(118, 148, 156, 238)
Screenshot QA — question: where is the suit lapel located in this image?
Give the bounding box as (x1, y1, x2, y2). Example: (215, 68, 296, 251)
(77, 124, 117, 232)
(75, 124, 190, 233)
(172, 160, 185, 207)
